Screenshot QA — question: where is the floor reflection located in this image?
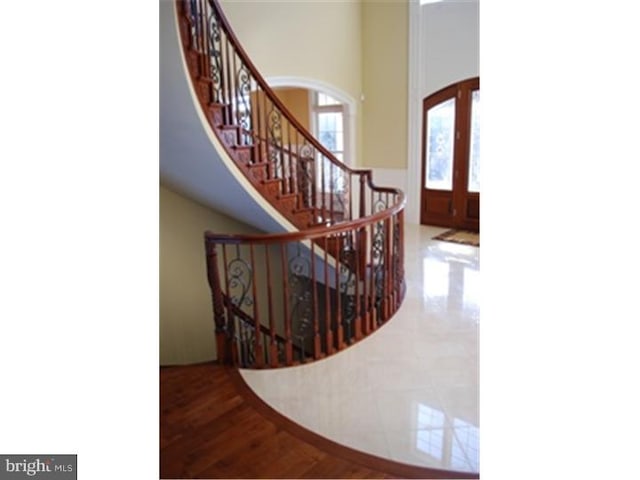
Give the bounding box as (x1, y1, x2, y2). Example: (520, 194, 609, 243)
(414, 402, 478, 470)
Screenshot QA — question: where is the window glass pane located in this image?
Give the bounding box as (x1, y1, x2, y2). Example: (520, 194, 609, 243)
(318, 113, 331, 131)
(334, 131, 343, 151)
(468, 90, 480, 192)
(425, 98, 455, 190)
(318, 112, 343, 153)
(320, 131, 337, 151)
(318, 92, 340, 106)
(334, 114, 343, 151)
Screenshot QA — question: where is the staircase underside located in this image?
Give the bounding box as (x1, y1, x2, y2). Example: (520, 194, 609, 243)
(160, 0, 291, 234)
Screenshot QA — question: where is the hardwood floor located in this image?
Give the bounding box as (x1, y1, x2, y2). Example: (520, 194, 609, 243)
(160, 363, 478, 479)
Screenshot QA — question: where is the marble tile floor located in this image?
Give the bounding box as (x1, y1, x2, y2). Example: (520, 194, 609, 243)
(240, 223, 479, 473)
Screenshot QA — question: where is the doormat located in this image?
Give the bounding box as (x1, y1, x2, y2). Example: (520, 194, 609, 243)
(433, 229, 479, 247)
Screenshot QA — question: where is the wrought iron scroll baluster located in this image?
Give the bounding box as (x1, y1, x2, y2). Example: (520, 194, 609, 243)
(288, 243, 313, 362)
(339, 233, 357, 343)
(207, 9, 223, 102)
(236, 64, 252, 144)
(268, 105, 283, 179)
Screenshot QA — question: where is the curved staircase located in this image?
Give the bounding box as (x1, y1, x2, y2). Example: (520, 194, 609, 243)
(171, 0, 407, 368)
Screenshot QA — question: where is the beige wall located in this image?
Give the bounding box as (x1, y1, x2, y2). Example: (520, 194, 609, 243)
(220, 0, 361, 101)
(159, 185, 263, 365)
(217, 0, 410, 170)
(219, 0, 363, 166)
(273, 87, 310, 132)
(362, 1, 408, 169)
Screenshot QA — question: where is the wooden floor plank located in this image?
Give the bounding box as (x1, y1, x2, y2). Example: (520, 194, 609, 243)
(160, 363, 478, 479)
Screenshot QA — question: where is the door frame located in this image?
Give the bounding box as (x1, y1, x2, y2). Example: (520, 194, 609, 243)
(420, 77, 479, 231)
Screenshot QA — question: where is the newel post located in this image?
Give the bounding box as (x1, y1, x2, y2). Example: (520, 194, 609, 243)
(205, 238, 230, 364)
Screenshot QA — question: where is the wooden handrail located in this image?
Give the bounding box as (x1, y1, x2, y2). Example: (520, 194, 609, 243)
(204, 192, 405, 245)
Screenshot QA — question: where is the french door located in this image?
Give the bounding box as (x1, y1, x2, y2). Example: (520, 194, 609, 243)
(420, 77, 479, 231)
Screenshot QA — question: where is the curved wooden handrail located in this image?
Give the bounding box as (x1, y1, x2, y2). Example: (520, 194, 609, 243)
(205, 191, 406, 244)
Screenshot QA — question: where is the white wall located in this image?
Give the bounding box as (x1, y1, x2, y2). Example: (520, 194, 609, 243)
(421, 1, 480, 97)
(406, 0, 479, 224)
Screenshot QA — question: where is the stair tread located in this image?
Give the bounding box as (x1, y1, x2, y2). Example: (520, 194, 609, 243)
(277, 192, 300, 200)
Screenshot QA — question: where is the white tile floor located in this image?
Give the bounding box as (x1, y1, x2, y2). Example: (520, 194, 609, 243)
(240, 224, 479, 473)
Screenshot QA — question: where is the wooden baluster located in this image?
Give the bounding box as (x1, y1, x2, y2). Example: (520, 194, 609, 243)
(390, 212, 396, 311)
(383, 217, 392, 322)
(310, 154, 316, 212)
(286, 119, 292, 194)
(195, 0, 203, 71)
(370, 185, 374, 217)
(264, 244, 278, 367)
(398, 208, 405, 302)
(323, 236, 333, 355)
(228, 40, 235, 124)
(353, 230, 362, 341)
(262, 91, 268, 165)
(280, 243, 293, 365)
(202, 0, 211, 86)
(311, 242, 321, 359)
(224, 35, 232, 123)
(360, 227, 369, 336)
(221, 244, 238, 365)
(205, 240, 228, 364)
(320, 156, 326, 223)
(254, 89, 261, 163)
(398, 210, 404, 305)
(369, 222, 377, 331)
(232, 52, 239, 128)
(334, 233, 343, 350)
(216, 9, 225, 106)
(395, 209, 403, 309)
(298, 131, 304, 208)
(247, 244, 262, 367)
(330, 163, 335, 224)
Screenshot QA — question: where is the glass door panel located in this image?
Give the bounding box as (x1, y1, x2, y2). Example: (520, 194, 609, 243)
(467, 90, 480, 193)
(425, 98, 456, 190)
(421, 77, 479, 231)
